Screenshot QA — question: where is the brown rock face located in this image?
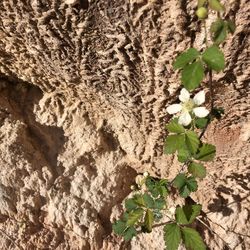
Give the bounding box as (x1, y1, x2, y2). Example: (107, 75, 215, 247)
(0, 0, 249, 249)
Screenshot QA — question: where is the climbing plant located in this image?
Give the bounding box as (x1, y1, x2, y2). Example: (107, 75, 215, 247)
(112, 0, 235, 249)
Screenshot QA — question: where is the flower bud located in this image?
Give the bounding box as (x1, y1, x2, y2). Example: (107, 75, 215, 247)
(196, 7, 208, 19)
(143, 172, 149, 177)
(135, 175, 144, 186)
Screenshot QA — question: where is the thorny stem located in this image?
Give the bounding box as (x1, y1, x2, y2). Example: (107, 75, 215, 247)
(196, 218, 233, 250)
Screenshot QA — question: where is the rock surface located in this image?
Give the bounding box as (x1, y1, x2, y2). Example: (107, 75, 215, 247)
(0, 0, 249, 249)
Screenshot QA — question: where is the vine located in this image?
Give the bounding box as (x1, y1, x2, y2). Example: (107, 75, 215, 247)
(112, 0, 235, 249)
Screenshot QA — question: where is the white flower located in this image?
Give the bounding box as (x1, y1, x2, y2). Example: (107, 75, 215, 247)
(166, 88, 209, 126)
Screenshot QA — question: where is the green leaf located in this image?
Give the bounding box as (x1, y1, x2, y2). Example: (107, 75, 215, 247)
(210, 19, 227, 44)
(166, 119, 185, 134)
(144, 209, 154, 232)
(173, 48, 200, 70)
(188, 162, 206, 179)
(164, 134, 185, 154)
(176, 204, 202, 225)
(185, 131, 200, 155)
(195, 143, 216, 161)
(164, 223, 182, 250)
(112, 220, 127, 235)
(175, 206, 189, 224)
(180, 185, 191, 198)
(125, 198, 138, 211)
(126, 208, 144, 227)
(208, 0, 225, 11)
(143, 194, 154, 208)
(188, 204, 202, 224)
(123, 226, 137, 241)
(182, 227, 206, 250)
(177, 148, 191, 163)
(227, 20, 236, 34)
(202, 45, 225, 72)
(195, 118, 208, 129)
(173, 174, 186, 189)
(198, 0, 207, 8)
(181, 61, 204, 91)
(186, 176, 198, 192)
(154, 198, 166, 210)
(133, 194, 146, 207)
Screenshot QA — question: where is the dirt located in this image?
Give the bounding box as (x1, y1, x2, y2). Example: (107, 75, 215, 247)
(0, 0, 249, 249)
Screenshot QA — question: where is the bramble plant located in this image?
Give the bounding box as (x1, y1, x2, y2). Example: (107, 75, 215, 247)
(112, 0, 235, 249)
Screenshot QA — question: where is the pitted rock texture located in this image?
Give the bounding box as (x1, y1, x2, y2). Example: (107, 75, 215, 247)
(0, 0, 249, 249)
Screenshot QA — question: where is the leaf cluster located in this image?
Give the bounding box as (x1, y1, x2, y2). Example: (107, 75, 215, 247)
(164, 204, 205, 250)
(112, 177, 168, 240)
(173, 46, 225, 90)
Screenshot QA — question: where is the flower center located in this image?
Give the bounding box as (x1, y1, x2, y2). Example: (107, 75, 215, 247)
(183, 100, 195, 112)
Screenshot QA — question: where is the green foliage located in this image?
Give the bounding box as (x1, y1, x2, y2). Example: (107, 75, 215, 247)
(166, 119, 185, 133)
(195, 118, 208, 129)
(173, 48, 200, 70)
(195, 143, 216, 161)
(181, 61, 204, 90)
(144, 209, 154, 232)
(202, 45, 225, 72)
(173, 174, 198, 198)
(210, 19, 227, 44)
(113, 0, 231, 247)
(210, 19, 236, 44)
(182, 227, 206, 250)
(126, 208, 144, 226)
(145, 177, 168, 198)
(176, 204, 202, 224)
(208, 0, 225, 12)
(164, 134, 185, 154)
(188, 162, 206, 179)
(164, 223, 181, 250)
(185, 131, 200, 155)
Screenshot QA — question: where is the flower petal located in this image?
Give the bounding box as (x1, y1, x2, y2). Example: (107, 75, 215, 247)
(193, 107, 209, 118)
(179, 88, 190, 103)
(178, 112, 192, 126)
(193, 90, 205, 105)
(166, 104, 182, 114)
